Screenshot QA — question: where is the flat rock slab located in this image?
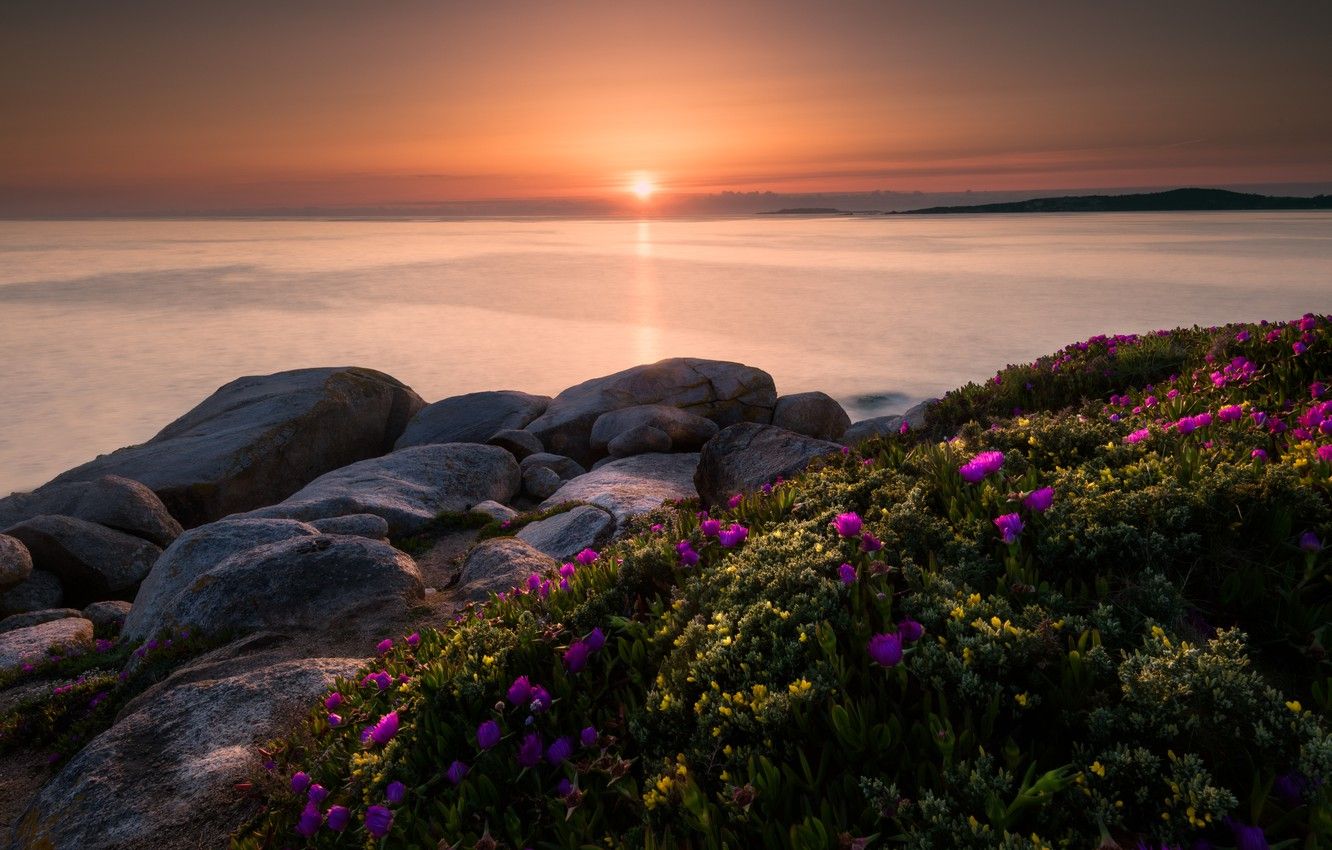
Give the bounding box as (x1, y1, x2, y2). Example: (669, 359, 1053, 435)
(239, 443, 521, 537)
(124, 517, 322, 641)
(457, 537, 558, 603)
(133, 533, 422, 640)
(3, 515, 161, 607)
(11, 638, 361, 850)
(0, 608, 83, 635)
(47, 367, 424, 528)
(0, 617, 92, 672)
(0, 570, 63, 617)
(524, 358, 776, 466)
(516, 505, 615, 562)
(0, 535, 32, 592)
(539, 453, 700, 527)
(0, 475, 182, 548)
(694, 423, 841, 507)
(395, 390, 550, 449)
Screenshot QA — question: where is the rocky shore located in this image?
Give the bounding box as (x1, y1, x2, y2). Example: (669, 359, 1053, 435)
(0, 358, 928, 848)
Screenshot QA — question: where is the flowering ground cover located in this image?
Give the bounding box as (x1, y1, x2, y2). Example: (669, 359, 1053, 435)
(236, 315, 1332, 849)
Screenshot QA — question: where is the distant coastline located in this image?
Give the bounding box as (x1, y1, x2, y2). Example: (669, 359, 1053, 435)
(761, 187, 1332, 216)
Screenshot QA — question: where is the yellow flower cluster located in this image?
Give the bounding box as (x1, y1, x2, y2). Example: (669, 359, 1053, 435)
(641, 754, 691, 811)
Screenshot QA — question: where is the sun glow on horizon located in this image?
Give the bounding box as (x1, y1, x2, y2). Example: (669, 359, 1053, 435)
(630, 175, 656, 200)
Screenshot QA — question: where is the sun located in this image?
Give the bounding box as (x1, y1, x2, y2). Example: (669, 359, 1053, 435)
(630, 175, 656, 200)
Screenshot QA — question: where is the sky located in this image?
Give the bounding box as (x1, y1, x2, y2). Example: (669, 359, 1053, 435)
(2, 0, 1330, 215)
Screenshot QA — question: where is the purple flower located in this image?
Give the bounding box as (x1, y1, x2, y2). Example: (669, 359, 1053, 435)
(326, 805, 350, 832)
(1218, 405, 1243, 423)
(833, 512, 863, 537)
(559, 562, 576, 578)
(386, 780, 406, 804)
(1294, 341, 1308, 355)
(529, 685, 552, 712)
(446, 759, 469, 785)
(838, 563, 857, 585)
(1228, 819, 1269, 850)
(1023, 486, 1055, 513)
(1124, 428, 1151, 444)
(575, 548, 599, 565)
(897, 619, 924, 642)
(365, 804, 393, 838)
(506, 676, 533, 706)
(994, 513, 1024, 544)
(700, 518, 722, 538)
(308, 783, 327, 804)
(406, 631, 420, 648)
(584, 627, 606, 653)
(291, 771, 311, 794)
(477, 719, 501, 749)
(564, 640, 590, 673)
(859, 532, 883, 552)
(1251, 448, 1269, 461)
(368, 710, 400, 746)
(1318, 444, 1332, 463)
(727, 493, 744, 509)
(296, 803, 322, 838)
(376, 638, 393, 654)
(718, 523, 749, 548)
(959, 451, 1005, 483)
(867, 633, 903, 667)
(327, 713, 342, 727)
(1236, 329, 1251, 342)
(650, 523, 664, 533)
(362, 671, 391, 691)
(546, 736, 573, 764)
(580, 725, 598, 747)
(324, 692, 343, 710)
(898, 420, 910, 435)
(556, 777, 574, 797)
(1299, 531, 1322, 553)
(677, 542, 700, 566)
(517, 732, 543, 767)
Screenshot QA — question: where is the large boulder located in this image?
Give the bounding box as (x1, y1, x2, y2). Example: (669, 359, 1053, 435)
(539, 453, 700, 527)
(516, 505, 616, 561)
(47, 367, 425, 528)
(457, 538, 558, 603)
(524, 358, 776, 466)
(3, 515, 162, 607)
(395, 390, 550, 450)
(522, 466, 563, 500)
(608, 425, 672, 458)
(694, 423, 841, 507)
(0, 617, 92, 672)
(520, 453, 586, 481)
(590, 404, 720, 457)
(771, 392, 851, 441)
(902, 398, 938, 430)
(83, 600, 133, 631)
(0, 569, 63, 617)
(11, 637, 360, 850)
(239, 444, 521, 536)
(0, 534, 32, 591)
(0, 475, 182, 548)
(843, 415, 905, 445)
(124, 517, 321, 641)
(487, 429, 544, 460)
(136, 534, 423, 639)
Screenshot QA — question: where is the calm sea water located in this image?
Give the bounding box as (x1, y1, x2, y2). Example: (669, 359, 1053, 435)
(2, 212, 1330, 495)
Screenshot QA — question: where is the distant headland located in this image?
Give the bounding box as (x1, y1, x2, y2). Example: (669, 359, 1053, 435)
(762, 187, 1332, 216)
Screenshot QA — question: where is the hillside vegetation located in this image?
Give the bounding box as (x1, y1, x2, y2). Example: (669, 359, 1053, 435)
(237, 314, 1332, 849)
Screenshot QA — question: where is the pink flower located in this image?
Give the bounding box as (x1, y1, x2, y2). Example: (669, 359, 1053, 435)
(1251, 448, 1269, 461)
(368, 710, 400, 746)
(700, 518, 722, 538)
(1124, 428, 1151, 444)
(719, 523, 749, 548)
(832, 512, 862, 537)
(838, 563, 856, 585)
(1218, 405, 1243, 423)
(1022, 486, 1055, 513)
(575, 548, 599, 565)
(867, 633, 903, 667)
(994, 513, 1024, 544)
(376, 638, 393, 654)
(959, 451, 1005, 483)
(727, 494, 743, 509)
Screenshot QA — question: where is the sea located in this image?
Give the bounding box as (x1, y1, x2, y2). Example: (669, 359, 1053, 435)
(2, 212, 1330, 495)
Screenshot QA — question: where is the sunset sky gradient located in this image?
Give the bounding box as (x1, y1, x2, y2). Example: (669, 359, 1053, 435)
(3, 0, 1330, 215)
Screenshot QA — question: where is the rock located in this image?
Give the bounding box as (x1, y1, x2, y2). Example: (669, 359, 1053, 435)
(517, 505, 616, 561)
(524, 358, 776, 466)
(590, 404, 720, 456)
(310, 513, 390, 539)
(457, 538, 558, 603)
(395, 390, 550, 450)
(471, 500, 518, 523)
(0, 534, 32, 591)
(0, 475, 183, 548)
(137, 534, 422, 639)
(46, 367, 425, 528)
(903, 398, 937, 429)
(520, 452, 586, 481)
(123, 517, 321, 641)
(0, 569, 63, 617)
(694, 423, 841, 507)
(0, 617, 92, 672)
(239, 443, 522, 537)
(772, 392, 851, 441)
(3, 515, 162, 606)
(83, 600, 133, 631)
(12, 636, 360, 850)
(487, 428, 544, 459)
(540, 453, 700, 527)
(608, 425, 673, 458)
(843, 415, 905, 445)
(0, 608, 83, 635)
(523, 465, 563, 500)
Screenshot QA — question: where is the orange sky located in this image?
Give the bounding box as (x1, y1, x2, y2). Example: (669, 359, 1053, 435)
(2, 0, 1330, 214)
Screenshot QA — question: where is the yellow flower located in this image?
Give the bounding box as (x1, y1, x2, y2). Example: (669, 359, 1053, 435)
(1014, 692, 1029, 707)
(1286, 700, 1303, 713)
(1090, 761, 1106, 777)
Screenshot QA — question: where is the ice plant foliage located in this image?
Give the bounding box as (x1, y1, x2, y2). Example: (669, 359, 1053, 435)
(237, 315, 1332, 850)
